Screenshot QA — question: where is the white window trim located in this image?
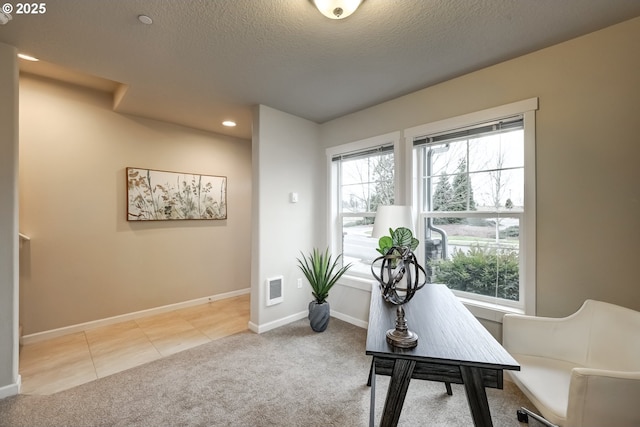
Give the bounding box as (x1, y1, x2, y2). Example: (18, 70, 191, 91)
(326, 131, 401, 281)
(405, 98, 538, 318)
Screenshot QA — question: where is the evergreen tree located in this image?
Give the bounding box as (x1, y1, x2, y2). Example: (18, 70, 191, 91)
(451, 158, 476, 212)
(433, 175, 453, 211)
(505, 198, 513, 209)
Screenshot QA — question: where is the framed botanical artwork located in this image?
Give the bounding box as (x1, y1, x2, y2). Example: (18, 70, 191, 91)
(127, 167, 227, 221)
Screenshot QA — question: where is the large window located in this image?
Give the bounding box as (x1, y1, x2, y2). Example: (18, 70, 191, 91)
(408, 99, 537, 313)
(327, 100, 537, 315)
(327, 133, 399, 278)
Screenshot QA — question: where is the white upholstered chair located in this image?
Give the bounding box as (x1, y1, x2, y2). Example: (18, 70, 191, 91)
(502, 300, 640, 427)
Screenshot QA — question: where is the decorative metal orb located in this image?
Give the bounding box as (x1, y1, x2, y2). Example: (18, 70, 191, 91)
(371, 246, 427, 306)
(371, 246, 427, 348)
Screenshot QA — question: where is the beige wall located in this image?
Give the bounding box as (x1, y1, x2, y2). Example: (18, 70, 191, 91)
(320, 17, 640, 319)
(19, 75, 252, 335)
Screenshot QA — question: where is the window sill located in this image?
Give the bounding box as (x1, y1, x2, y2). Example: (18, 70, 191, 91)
(336, 275, 376, 292)
(458, 297, 524, 323)
(337, 275, 524, 324)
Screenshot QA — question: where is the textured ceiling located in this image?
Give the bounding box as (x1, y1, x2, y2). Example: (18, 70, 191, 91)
(1, 0, 640, 139)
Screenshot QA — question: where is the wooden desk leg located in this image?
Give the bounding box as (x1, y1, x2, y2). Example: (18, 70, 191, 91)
(445, 382, 453, 396)
(460, 366, 493, 427)
(380, 359, 416, 427)
(369, 359, 376, 427)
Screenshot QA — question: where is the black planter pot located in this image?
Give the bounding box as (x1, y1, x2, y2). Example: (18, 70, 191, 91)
(308, 301, 330, 332)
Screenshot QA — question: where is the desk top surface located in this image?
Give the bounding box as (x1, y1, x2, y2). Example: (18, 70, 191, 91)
(366, 284, 519, 370)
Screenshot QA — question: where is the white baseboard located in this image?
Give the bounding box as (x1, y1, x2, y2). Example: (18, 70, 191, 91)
(248, 310, 308, 334)
(21, 288, 250, 345)
(330, 309, 368, 329)
(248, 308, 369, 334)
(0, 375, 21, 399)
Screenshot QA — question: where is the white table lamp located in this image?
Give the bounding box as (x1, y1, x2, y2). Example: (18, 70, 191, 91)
(372, 205, 414, 238)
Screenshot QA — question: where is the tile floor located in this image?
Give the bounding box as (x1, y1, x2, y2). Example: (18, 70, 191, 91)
(18, 293, 250, 395)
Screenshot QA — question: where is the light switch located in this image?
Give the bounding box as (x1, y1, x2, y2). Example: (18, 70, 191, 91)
(290, 192, 299, 203)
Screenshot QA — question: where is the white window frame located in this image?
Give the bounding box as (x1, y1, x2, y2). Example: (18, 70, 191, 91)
(326, 132, 402, 290)
(405, 98, 538, 317)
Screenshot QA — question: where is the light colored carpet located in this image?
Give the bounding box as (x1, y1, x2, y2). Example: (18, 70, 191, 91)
(0, 318, 535, 426)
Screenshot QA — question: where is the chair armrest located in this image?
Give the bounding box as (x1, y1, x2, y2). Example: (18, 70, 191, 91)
(502, 311, 590, 363)
(567, 368, 640, 427)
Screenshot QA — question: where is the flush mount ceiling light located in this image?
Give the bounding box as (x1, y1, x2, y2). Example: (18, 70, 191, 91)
(0, 10, 12, 25)
(222, 120, 237, 127)
(137, 15, 153, 25)
(313, 0, 363, 20)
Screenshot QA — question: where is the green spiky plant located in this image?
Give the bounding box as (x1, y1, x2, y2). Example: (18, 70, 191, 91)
(297, 248, 352, 304)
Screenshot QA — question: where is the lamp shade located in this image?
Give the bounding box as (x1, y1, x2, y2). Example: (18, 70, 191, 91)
(372, 205, 414, 239)
(313, 0, 363, 20)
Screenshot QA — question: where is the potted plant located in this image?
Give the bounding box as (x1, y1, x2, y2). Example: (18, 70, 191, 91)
(297, 248, 352, 332)
(376, 227, 419, 258)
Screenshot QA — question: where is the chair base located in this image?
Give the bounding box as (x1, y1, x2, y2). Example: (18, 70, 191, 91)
(516, 407, 559, 427)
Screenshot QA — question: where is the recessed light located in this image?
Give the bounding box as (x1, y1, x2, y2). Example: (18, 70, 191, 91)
(18, 53, 39, 61)
(0, 10, 12, 25)
(138, 15, 153, 25)
(222, 121, 237, 127)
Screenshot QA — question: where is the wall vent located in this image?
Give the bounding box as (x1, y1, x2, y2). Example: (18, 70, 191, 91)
(266, 276, 284, 306)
